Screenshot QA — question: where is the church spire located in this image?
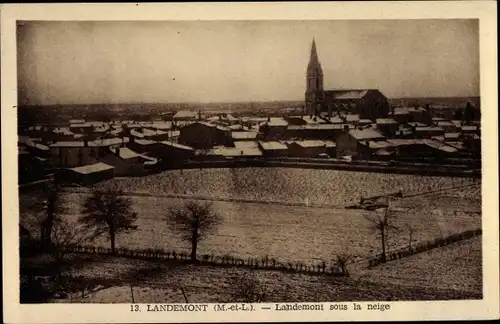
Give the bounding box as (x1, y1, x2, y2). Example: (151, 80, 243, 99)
(311, 37, 318, 61)
(307, 37, 323, 76)
(305, 37, 324, 117)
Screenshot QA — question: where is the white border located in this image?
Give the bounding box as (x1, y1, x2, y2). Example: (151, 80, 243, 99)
(2, 2, 499, 323)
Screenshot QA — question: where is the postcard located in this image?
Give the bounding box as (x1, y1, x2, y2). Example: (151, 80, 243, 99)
(1, 1, 499, 323)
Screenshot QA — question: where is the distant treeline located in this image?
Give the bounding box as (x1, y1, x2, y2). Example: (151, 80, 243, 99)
(389, 97, 480, 109)
(18, 96, 479, 126)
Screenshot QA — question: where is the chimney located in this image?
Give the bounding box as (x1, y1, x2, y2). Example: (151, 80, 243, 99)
(115, 147, 120, 156)
(343, 124, 349, 132)
(84, 140, 88, 147)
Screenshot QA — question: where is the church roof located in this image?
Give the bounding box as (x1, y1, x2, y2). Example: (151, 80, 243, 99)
(324, 89, 375, 100)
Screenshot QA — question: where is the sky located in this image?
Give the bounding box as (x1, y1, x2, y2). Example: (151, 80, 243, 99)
(17, 19, 479, 105)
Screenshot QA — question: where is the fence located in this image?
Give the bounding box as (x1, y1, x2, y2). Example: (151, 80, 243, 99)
(367, 228, 482, 267)
(59, 244, 345, 277)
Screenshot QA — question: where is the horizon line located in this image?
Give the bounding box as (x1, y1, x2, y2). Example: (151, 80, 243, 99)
(18, 95, 480, 108)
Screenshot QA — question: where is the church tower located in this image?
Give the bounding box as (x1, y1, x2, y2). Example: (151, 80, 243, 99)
(305, 38, 324, 116)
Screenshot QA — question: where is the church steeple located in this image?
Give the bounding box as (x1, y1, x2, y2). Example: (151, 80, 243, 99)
(307, 37, 323, 77)
(305, 37, 324, 116)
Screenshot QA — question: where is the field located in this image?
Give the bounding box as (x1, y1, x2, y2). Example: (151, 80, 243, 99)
(26, 236, 481, 303)
(95, 168, 479, 207)
(20, 168, 481, 265)
(357, 236, 482, 294)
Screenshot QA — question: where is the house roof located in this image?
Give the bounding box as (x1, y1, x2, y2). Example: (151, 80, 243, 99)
(267, 118, 289, 127)
(93, 137, 129, 147)
(228, 124, 244, 130)
(173, 110, 198, 119)
(393, 107, 418, 115)
(461, 125, 478, 131)
(234, 141, 259, 149)
(436, 121, 456, 127)
(18, 136, 50, 151)
(302, 116, 324, 124)
(69, 162, 115, 175)
(327, 116, 343, 124)
(160, 141, 194, 151)
(324, 89, 371, 100)
(444, 132, 461, 139)
(376, 118, 398, 125)
(365, 141, 394, 149)
(407, 122, 428, 127)
(415, 126, 445, 132)
(212, 147, 263, 157)
(231, 131, 258, 140)
(345, 114, 360, 122)
(141, 128, 168, 137)
(387, 139, 425, 146)
(109, 147, 140, 159)
(422, 140, 459, 153)
(293, 140, 336, 148)
(69, 119, 86, 124)
(70, 122, 94, 128)
(348, 128, 385, 141)
(52, 128, 74, 136)
(259, 141, 288, 150)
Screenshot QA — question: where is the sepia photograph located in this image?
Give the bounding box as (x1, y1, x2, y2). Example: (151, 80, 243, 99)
(16, 17, 484, 303)
(2, 2, 499, 323)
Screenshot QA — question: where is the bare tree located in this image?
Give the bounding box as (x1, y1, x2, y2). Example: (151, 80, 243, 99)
(333, 253, 352, 277)
(166, 200, 220, 262)
(406, 224, 414, 253)
(364, 203, 398, 263)
(227, 272, 267, 303)
(80, 187, 138, 254)
(50, 215, 90, 286)
(40, 182, 65, 249)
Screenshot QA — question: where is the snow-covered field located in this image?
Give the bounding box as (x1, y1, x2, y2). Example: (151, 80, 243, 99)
(20, 168, 481, 264)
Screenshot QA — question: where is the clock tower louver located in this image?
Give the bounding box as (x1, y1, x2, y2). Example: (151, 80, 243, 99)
(305, 38, 324, 116)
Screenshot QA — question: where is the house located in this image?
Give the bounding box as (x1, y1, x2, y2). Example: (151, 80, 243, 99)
(357, 140, 395, 161)
(344, 114, 360, 124)
(325, 116, 344, 124)
(461, 125, 479, 135)
(414, 126, 445, 139)
(284, 116, 308, 125)
(49, 141, 97, 167)
(463, 134, 481, 158)
(48, 127, 75, 142)
(18, 136, 50, 158)
(436, 120, 458, 133)
(49, 138, 128, 167)
(259, 118, 289, 140)
(335, 127, 385, 158)
(59, 162, 115, 185)
(358, 119, 373, 127)
(130, 128, 170, 141)
(287, 140, 336, 158)
(212, 146, 263, 159)
(387, 139, 459, 160)
(150, 121, 173, 131)
(258, 141, 289, 157)
(222, 114, 240, 125)
(99, 147, 148, 176)
(178, 122, 232, 149)
(231, 131, 258, 142)
(173, 110, 198, 121)
(375, 118, 399, 137)
(129, 139, 195, 163)
(392, 107, 415, 124)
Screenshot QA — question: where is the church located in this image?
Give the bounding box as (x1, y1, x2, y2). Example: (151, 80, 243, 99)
(305, 38, 391, 121)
